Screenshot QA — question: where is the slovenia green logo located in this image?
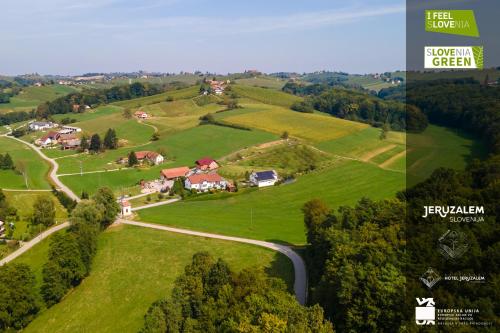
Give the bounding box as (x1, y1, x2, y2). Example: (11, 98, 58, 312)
(424, 46, 483, 69)
(425, 10, 479, 37)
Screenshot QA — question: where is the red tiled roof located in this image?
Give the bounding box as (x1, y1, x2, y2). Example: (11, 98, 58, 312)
(161, 166, 190, 179)
(121, 200, 131, 207)
(41, 131, 59, 141)
(135, 151, 159, 160)
(187, 173, 223, 184)
(195, 157, 215, 166)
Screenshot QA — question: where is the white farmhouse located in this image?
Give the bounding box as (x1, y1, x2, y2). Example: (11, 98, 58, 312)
(185, 173, 227, 192)
(249, 170, 279, 187)
(29, 121, 57, 131)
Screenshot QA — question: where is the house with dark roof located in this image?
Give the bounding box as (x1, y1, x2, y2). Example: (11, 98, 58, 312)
(185, 173, 227, 192)
(195, 157, 219, 171)
(249, 170, 279, 187)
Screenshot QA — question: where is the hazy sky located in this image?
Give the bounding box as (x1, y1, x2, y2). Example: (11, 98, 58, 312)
(1, 0, 405, 75)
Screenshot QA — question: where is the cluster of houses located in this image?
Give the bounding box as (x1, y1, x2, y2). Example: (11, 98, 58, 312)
(205, 80, 229, 95)
(159, 157, 279, 193)
(134, 111, 149, 119)
(32, 122, 83, 149)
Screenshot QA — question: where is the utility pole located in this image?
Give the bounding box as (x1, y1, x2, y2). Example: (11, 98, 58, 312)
(79, 160, 83, 176)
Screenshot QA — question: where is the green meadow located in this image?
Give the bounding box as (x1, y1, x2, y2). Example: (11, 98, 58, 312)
(113, 85, 200, 108)
(234, 76, 287, 89)
(22, 224, 293, 333)
(138, 159, 405, 245)
(0, 85, 78, 113)
(0, 137, 51, 189)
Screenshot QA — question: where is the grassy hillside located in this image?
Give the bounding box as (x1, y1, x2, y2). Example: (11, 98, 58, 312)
(232, 85, 302, 108)
(22, 224, 293, 333)
(234, 76, 287, 89)
(113, 85, 199, 108)
(137, 159, 405, 245)
(0, 137, 51, 189)
(0, 85, 78, 113)
(222, 104, 367, 142)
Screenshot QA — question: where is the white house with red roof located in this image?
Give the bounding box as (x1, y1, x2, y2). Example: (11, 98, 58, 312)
(120, 200, 132, 217)
(185, 173, 227, 192)
(195, 157, 219, 171)
(35, 131, 60, 147)
(135, 151, 164, 165)
(135, 111, 149, 119)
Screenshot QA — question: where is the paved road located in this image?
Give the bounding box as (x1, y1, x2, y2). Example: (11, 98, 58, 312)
(131, 198, 180, 211)
(120, 219, 307, 305)
(0, 222, 69, 266)
(3, 135, 81, 202)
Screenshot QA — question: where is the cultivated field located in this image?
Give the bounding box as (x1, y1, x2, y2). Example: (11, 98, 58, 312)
(21, 224, 293, 333)
(222, 104, 368, 142)
(232, 85, 302, 108)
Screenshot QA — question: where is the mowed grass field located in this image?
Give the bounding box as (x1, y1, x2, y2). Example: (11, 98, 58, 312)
(21, 224, 293, 333)
(0, 137, 51, 189)
(407, 125, 486, 185)
(222, 104, 368, 142)
(232, 85, 302, 108)
(0, 85, 78, 113)
(137, 159, 405, 245)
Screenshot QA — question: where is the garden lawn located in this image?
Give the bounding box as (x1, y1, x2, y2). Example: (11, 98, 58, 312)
(23, 224, 293, 333)
(0, 137, 51, 189)
(137, 159, 405, 245)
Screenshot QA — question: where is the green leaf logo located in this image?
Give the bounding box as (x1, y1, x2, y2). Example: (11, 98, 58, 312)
(472, 47, 484, 69)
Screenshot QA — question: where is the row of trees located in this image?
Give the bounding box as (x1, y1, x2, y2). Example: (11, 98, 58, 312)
(81, 128, 119, 154)
(140, 252, 333, 332)
(0, 188, 119, 330)
(290, 87, 426, 132)
(35, 82, 163, 118)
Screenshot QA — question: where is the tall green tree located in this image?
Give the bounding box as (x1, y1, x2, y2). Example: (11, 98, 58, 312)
(32, 195, 56, 227)
(103, 128, 118, 149)
(89, 134, 101, 153)
(128, 151, 138, 167)
(93, 187, 120, 228)
(0, 264, 41, 331)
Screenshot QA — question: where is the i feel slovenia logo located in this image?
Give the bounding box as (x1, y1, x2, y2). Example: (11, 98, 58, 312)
(425, 10, 479, 37)
(425, 46, 483, 69)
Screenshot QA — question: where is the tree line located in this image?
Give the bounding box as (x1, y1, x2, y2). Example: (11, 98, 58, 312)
(0, 187, 119, 331)
(35, 82, 163, 119)
(289, 87, 426, 132)
(140, 252, 333, 333)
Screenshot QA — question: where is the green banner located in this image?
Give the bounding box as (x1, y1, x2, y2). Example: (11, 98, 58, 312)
(425, 10, 479, 37)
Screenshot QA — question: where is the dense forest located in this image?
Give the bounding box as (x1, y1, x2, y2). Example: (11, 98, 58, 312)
(302, 78, 499, 332)
(140, 252, 333, 332)
(287, 86, 426, 132)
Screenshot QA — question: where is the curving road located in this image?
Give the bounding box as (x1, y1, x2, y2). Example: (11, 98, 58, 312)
(120, 219, 307, 304)
(0, 222, 69, 266)
(1, 132, 308, 304)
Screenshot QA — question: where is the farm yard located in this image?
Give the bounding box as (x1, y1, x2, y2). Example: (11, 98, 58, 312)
(18, 224, 293, 333)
